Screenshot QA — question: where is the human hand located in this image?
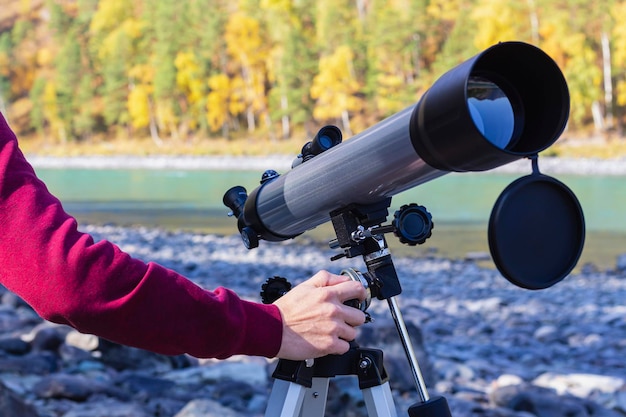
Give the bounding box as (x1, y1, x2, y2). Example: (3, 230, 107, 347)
(273, 270, 367, 360)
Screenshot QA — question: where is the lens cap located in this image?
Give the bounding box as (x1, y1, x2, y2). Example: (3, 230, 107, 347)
(488, 173, 585, 290)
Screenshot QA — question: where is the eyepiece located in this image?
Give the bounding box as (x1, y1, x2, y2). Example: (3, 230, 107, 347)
(293, 125, 343, 167)
(310, 125, 342, 155)
(223, 186, 248, 219)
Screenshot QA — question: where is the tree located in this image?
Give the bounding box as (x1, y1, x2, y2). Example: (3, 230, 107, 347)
(224, 12, 271, 134)
(0, 33, 11, 116)
(612, 0, 626, 132)
(206, 73, 231, 135)
(425, 0, 479, 79)
(261, 0, 318, 139)
(537, 1, 603, 130)
(471, 0, 532, 49)
(364, 0, 429, 118)
(310, 45, 362, 134)
(89, 0, 141, 135)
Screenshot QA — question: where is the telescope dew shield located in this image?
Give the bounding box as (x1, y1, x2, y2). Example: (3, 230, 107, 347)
(237, 41, 570, 242)
(411, 42, 569, 172)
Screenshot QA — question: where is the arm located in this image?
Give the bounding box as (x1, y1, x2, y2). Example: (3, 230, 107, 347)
(0, 113, 366, 360)
(0, 114, 281, 359)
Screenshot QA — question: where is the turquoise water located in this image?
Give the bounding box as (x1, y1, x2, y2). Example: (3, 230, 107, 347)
(35, 167, 626, 269)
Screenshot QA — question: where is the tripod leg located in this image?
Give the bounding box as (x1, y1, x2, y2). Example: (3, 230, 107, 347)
(300, 377, 330, 417)
(362, 381, 399, 417)
(265, 379, 308, 417)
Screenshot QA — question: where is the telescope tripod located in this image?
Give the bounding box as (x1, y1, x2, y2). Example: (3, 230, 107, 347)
(265, 343, 398, 416)
(263, 199, 452, 416)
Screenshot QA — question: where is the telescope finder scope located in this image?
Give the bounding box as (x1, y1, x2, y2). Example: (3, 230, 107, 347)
(292, 125, 343, 168)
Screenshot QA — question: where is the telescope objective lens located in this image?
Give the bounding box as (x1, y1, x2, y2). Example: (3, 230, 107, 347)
(467, 76, 517, 150)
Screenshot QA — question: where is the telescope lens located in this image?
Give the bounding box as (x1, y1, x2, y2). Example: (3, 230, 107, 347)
(467, 76, 517, 150)
(312, 125, 342, 154)
(318, 134, 333, 150)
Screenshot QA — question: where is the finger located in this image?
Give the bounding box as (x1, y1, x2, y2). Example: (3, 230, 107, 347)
(336, 322, 358, 342)
(328, 338, 351, 356)
(341, 305, 367, 326)
(308, 270, 349, 287)
(329, 280, 368, 303)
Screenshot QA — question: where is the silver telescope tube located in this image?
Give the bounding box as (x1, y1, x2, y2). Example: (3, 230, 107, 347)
(239, 41, 569, 242)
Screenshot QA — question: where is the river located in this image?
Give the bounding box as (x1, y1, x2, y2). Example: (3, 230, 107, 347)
(35, 167, 626, 270)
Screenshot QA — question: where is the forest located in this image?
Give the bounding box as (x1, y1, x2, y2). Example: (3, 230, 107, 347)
(1, 0, 626, 145)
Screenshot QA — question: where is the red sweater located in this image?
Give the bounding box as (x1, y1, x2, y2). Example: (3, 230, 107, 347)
(0, 113, 282, 359)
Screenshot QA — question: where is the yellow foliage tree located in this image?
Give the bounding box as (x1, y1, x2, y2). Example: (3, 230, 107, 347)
(127, 84, 151, 129)
(471, 0, 524, 49)
(0, 49, 9, 78)
(42, 81, 66, 142)
(612, 1, 626, 107)
(127, 64, 156, 139)
(175, 52, 204, 105)
(426, 0, 468, 21)
(224, 12, 269, 132)
(206, 73, 231, 132)
(228, 75, 247, 117)
(89, 0, 135, 34)
(539, 10, 602, 128)
(310, 45, 362, 133)
(174, 51, 205, 130)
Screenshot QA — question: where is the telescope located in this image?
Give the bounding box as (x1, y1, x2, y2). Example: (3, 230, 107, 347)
(223, 41, 585, 417)
(224, 41, 584, 290)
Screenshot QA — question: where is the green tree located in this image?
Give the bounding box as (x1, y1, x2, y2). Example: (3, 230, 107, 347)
(261, 0, 318, 139)
(364, 0, 429, 119)
(0, 33, 11, 115)
(425, 0, 479, 79)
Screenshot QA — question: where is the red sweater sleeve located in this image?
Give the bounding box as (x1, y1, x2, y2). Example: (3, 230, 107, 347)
(0, 113, 282, 359)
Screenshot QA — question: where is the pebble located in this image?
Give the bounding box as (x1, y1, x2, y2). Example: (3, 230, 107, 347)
(1, 224, 625, 417)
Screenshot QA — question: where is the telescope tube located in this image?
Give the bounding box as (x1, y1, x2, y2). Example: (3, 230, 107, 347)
(241, 41, 569, 241)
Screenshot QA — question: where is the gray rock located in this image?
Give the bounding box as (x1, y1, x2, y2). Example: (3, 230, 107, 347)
(33, 374, 97, 401)
(0, 380, 40, 417)
(615, 253, 626, 271)
(174, 399, 244, 417)
(1, 226, 626, 417)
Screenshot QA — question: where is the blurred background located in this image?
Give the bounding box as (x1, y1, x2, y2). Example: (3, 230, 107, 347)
(1, 0, 626, 269)
(1, 0, 626, 147)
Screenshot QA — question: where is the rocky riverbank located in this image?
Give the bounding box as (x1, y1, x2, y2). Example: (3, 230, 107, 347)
(2, 225, 626, 416)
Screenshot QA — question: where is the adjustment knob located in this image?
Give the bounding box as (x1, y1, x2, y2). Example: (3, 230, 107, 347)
(260, 276, 292, 304)
(392, 204, 434, 245)
(241, 226, 259, 249)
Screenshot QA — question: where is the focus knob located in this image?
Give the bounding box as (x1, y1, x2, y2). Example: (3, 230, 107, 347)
(392, 203, 434, 245)
(241, 226, 259, 249)
(260, 276, 292, 304)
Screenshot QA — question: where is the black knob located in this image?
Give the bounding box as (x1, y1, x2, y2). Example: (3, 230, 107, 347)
(392, 204, 434, 245)
(241, 227, 259, 249)
(260, 276, 292, 304)
(261, 170, 279, 184)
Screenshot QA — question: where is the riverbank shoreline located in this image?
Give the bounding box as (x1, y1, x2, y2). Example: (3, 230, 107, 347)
(1, 224, 625, 417)
(25, 154, 626, 176)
